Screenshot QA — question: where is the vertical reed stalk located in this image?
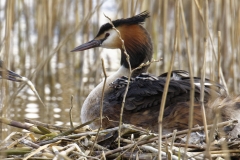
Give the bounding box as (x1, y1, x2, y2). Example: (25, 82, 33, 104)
(179, 0, 196, 159)
(217, 31, 221, 83)
(158, 1, 179, 159)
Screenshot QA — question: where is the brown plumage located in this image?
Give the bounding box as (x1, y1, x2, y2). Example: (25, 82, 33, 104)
(71, 11, 240, 137)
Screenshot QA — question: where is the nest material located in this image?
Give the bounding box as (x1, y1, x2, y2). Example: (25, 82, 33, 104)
(0, 117, 240, 160)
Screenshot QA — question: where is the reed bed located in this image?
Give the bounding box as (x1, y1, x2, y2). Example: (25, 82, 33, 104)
(1, 0, 240, 159)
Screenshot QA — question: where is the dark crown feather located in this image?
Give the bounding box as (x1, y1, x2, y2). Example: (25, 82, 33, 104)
(96, 11, 150, 37)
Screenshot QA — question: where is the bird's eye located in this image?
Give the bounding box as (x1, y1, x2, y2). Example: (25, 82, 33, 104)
(105, 33, 110, 38)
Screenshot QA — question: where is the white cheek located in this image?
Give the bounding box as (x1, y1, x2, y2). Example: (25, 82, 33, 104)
(101, 30, 119, 49)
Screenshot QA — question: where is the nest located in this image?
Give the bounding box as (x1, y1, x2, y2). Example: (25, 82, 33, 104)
(1, 117, 240, 159)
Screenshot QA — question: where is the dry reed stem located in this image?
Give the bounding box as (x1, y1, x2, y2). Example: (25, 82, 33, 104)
(8, 133, 33, 149)
(23, 144, 50, 160)
(191, 0, 197, 74)
(100, 58, 107, 129)
(194, 0, 209, 158)
(103, 14, 132, 149)
(1, 77, 47, 124)
(115, 143, 138, 160)
(158, 1, 179, 159)
(162, 0, 168, 71)
(169, 129, 177, 151)
(216, 31, 231, 160)
(0, 117, 43, 134)
(14, 77, 46, 108)
(69, 95, 74, 129)
(211, 100, 231, 160)
(52, 117, 101, 139)
(218, 31, 221, 83)
(2, 1, 13, 114)
(72, 151, 100, 160)
(179, 1, 196, 159)
(199, 0, 211, 157)
(88, 141, 109, 151)
(132, 59, 162, 73)
(89, 58, 107, 156)
(24, 118, 68, 131)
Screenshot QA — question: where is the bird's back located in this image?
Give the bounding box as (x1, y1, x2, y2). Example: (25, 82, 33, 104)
(99, 70, 229, 134)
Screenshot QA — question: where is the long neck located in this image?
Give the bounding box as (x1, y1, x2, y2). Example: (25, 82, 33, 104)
(119, 25, 153, 77)
(81, 66, 130, 125)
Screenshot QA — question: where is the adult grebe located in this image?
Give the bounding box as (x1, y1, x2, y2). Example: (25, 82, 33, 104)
(72, 11, 240, 136)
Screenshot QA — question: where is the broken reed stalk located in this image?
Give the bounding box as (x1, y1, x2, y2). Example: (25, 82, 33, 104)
(23, 143, 51, 160)
(179, 0, 196, 159)
(158, 0, 179, 159)
(89, 58, 107, 156)
(0, 117, 43, 134)
(132, 59, 162, 73)
(104, 14, 132, 149)
(169, 129, 177, 151)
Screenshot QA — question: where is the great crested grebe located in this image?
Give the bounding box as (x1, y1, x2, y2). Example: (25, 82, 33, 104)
(72, 11, 240, 136)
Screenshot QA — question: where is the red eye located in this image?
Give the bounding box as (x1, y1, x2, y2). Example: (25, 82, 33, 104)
(105, 33, 110, 38)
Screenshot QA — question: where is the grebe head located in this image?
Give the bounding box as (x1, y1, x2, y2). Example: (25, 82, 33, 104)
(71, 11, 153, 73)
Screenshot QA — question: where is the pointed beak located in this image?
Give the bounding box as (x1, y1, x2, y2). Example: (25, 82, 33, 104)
(71, 39, 102, 52)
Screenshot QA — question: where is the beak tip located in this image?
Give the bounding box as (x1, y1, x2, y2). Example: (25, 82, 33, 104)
(71, 39, 101, 53)
(70, 47, 80, 52)
(71, 47, 84, 52)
